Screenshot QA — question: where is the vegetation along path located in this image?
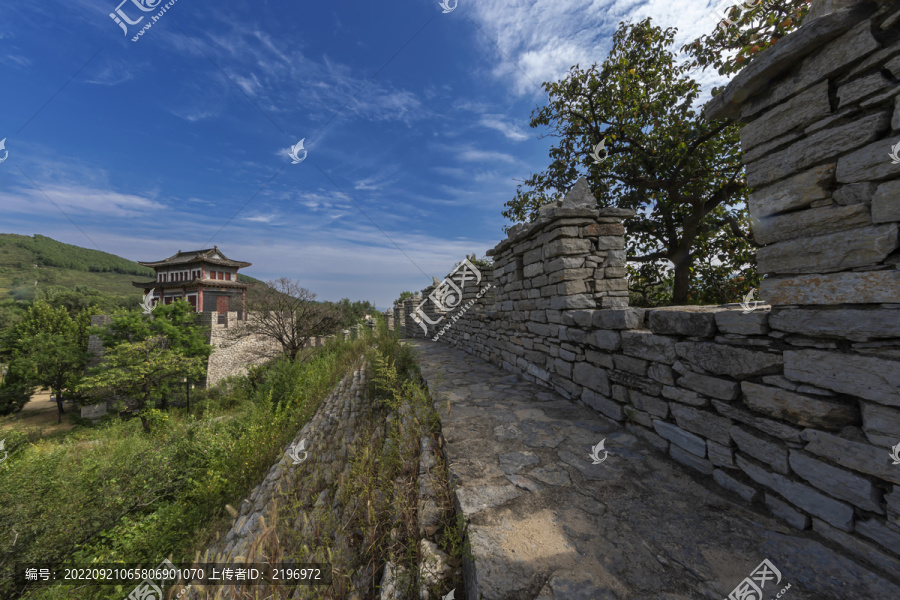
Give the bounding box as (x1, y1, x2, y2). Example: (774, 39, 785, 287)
(410, 339, 900, 600)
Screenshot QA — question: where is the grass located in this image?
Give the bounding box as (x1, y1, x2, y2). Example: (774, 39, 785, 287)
(0, 335, 368, 600)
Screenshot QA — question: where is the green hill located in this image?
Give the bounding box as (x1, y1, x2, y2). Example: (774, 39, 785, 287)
(0, 234, 262, 303)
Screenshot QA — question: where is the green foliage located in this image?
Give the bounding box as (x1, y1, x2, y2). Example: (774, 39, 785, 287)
(0, 234, 154, 276)
(0, 363, 35, 416)
(324, 297, 378, 329)
(396, 291, 415, 302)
(504, 18, 756, 305)
(683, 0, 811, 77)
(98, 300, 212, 362)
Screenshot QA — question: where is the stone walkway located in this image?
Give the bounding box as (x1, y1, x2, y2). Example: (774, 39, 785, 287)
(409, 340, 900, 600)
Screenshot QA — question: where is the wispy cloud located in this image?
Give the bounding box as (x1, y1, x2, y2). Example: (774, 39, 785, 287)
(478, 114, 530, 141)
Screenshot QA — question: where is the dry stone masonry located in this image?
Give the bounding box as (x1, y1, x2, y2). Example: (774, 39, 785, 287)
(395, 0, 900, 581)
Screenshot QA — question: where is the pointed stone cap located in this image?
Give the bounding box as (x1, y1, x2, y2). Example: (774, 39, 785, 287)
(560, 177, 596, 209)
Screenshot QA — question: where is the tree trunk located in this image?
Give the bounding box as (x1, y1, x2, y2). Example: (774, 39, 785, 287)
(55, 388, 65, 423)
(672, 260, 691, 305)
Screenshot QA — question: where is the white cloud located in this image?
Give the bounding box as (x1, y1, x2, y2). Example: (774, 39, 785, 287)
(478, 114, 530, 141)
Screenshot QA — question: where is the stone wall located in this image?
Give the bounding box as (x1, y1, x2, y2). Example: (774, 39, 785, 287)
(394, 1, 900, 579)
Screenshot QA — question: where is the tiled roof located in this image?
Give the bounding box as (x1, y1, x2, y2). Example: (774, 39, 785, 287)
(137, 245, 252, 269)
(132, 278, 250, 290)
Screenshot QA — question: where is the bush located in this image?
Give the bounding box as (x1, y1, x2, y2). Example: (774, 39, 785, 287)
(0, 365, 35, 416)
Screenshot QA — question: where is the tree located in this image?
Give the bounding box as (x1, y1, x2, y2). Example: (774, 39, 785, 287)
(97, 300, 212, 359)
(239, 279, 344, 361)
(683, 0, 812, 77)
(78, 336, 205, 432)
(0, 362, 36, 416)
(396, 291, 415, 303)
(504, 18, 756, 305)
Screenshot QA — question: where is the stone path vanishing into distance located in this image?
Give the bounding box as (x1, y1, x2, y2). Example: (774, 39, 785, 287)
(409, 339, 900, 600)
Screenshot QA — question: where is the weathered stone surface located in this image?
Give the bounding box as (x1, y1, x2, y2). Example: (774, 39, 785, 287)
(837, 136, 900, 183)
(801, 429, 900, 486)
(671, 404, 732, 445)
(498, 451, 540, 475)
(550, 294, 595, 310)
(789, 450, 884, 513)
(560, 177, 596, 208)
(647, 363, 675, 386)
(757, 224, 899, 275)
(661, 385, 708, 407)
(765, 493, 811, 530)
(652, 420, 706, 457)
(707, 440, 735, 469)
(586, 330, 620, 351)
(621, 330, 677, 364)
(741, 381, 859, 429)
(613, 355, 648, 377)
(669, 445, 714, 475)
(784, 349, 900, 406)
(731, 425, 789, 474)
(582, 389, 623, 421)
(543, 238, 591, 259)
(761, 270, 900, 305)
(748, 164, 835, 218)
(861, 402, 900, 446)
(858, 519, 900, 559)
(737, 455, 854, 531)
(713, 469, 760, 502)
(747, 112, 889, 188)
(754, 203, 871, 245)
(740, 81, 831, 150)
(712, 399, 803, 443)
(676, 342, 782, 379)
(833, 181, 876, 205)
(769, 307, 900, 342)
(608, 370, 662, 396)
(872, 179, 900, 223)
(887, 487, 900, 529)
(629, 391, 668, 418)
(678, 372, 740, 401)
(813, 519, 900, 583)
(647, 307, 721, 337)
(837, 72, 890, 108)
(590, 308, 646, 331)
(573, 362, 610, 396)
(714, 310, 770, 335)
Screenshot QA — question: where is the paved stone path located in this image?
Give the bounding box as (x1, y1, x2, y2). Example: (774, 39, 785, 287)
(409, 340, 900, 600)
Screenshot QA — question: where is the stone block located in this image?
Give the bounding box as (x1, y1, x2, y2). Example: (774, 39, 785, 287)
(741, 381, 859, 429)
(678, 372, 740, 401)
(858, 519, 900, 558)
(736, 455, 854, 530)
(714, 310, 770, 335)
(757, 224, 899, 275)
(544, 256, 585, 273)
(754, 203, 871, 245)
(582, 389, 623, 421)
(595, 236, 625, 250)
(582, 222, 625, 237)
(708, 440, 735, 469)
(652, 420, 707, 457)
(675, 342, 782, 378)
(833, 182, 876, 205)
(592, 308, 645, 330)
(567, 310, 595, 328)
(769, 307, 900, 342)
(548, 268, 593, 284)
(523, 263, 544, 278)
(712, 399, 803, 443)
(713, 469, 760, 502)
(647, 308, 721, 337)
(748, 163, 835, 219)
(661, 385, 708, 407)
(761, 270, 900, 305)
(740, 81, 831, 150)
(730, 425, 789, 474)
(613, 354, 648, 376)
(594, 278, 628, 292)
(621, 330, 677, 363)
(838, 136, 900, 183)
(647, 363, 675, 386)
(550, 295, 595, 310)
(861, 402, 900, 446)
(837, 72, 891, 108)
(557, 280, 588, 296)
(629, 391, 668, 418)
(872, 180, 900, 223)
(585, 349, 614, 369)
(524, 247, 543, 265)
(765, 493, 811, 530)
(604, 266, 627, 278)
(587, 330, 621, 351)
(573, 362, 611, 396)
(747, 112, 889, 188)
(812, 519, 900, 582)
(789, 450, 884, 513)
(602, 249, 627, 267)
(600, 296, 629, 308)
(670, 404, 732, 445)
(627, 423, 668, 452)
(801, 429, 900, 486)
(887, 487, 900, 529)
(543, 238, 591, 259)
(670, 445, 714, 475)
(784, 349, 900, 406)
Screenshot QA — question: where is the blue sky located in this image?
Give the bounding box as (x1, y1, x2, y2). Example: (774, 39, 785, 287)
(0, 0, 729, 309)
